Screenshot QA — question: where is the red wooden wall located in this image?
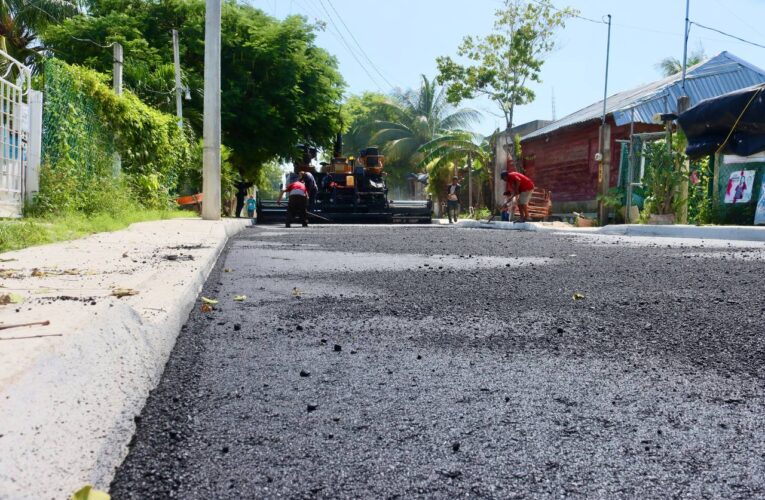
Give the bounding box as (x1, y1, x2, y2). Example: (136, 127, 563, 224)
(520, 118, 661, 207)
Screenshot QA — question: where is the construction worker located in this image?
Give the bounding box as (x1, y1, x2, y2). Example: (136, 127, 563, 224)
(303, 171, 319, 211)
(277, 172, 309, 228)
(501, 171, 535, 223)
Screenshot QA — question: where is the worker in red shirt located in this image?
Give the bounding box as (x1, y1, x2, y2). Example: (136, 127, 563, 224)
(501, 171, 535, 223)
(277, 172, 309, 228)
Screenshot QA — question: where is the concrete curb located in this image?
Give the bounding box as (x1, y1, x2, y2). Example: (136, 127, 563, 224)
(0, 218, 250, 499)
(457, 220, 765, 242)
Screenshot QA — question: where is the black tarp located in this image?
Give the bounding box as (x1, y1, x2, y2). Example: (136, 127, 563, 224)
(678, 83, 765, 158)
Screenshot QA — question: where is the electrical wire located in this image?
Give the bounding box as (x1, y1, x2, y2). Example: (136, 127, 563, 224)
(715, 86, 763, 155)
(312, 0, 385, 91)
(324, 0, 398, 89)
(528, 0, 606, 25)
(711, 0, 764, 39)
(690, 21, 765, 50)
(68, 36, 115, 48)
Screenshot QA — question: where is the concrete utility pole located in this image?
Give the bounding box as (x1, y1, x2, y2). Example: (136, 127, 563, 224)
(202, 0, 222, 221)
(113, 42, 123, 176)
(597, 15, 612, 226)
(172, 29, 183, 130)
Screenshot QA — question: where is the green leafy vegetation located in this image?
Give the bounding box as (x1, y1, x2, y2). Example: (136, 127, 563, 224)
(42, 0, 345, 179)
(417, 130, 493, 207)
(0, 209, 188, 253)
(656, 47, 706, 77)
(639, 140, 687, 217)
(0, 0, 78, 68)
(436, 0, 576, 130)
(32, 59, 194, 216)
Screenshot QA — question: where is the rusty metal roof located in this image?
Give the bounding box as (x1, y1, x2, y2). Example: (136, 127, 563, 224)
(523, 52, 765, 141)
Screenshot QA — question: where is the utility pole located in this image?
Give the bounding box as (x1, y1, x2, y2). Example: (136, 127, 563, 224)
(681, 0, 691, 93)
(202, 0, 221, 221)
(677, 0, 692, 224)
(172, 29, 183, 130)
(113, 42, 123, 176)
(597, 15, 612, 226)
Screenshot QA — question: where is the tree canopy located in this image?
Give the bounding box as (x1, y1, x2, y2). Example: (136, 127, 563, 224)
(0, 0, 79, 68)
(435, 0, 576, 130)
(656, 47, 706, 77)
(368, 75, 480, 170)
(341, 91, 398, 158)
(42, 0, 346, 179)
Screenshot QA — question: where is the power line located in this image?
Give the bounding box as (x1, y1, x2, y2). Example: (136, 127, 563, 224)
(68, 36, 116, 49)
(711, 0, 764, 39)
(312, 0, 385, 91)
(528, 0, 606, 25)
(324, 0, 397, 89)
(690, 21, 765, 50)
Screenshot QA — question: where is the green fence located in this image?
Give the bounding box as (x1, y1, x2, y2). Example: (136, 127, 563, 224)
(35, 59, 194, 215)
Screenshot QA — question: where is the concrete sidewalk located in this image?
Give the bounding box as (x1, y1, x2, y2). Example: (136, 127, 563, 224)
(458, 219, 765, 243)
(0, 218, 250, 499)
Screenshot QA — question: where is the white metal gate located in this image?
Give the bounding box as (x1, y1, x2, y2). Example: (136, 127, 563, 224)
(0, 51, 32, 218)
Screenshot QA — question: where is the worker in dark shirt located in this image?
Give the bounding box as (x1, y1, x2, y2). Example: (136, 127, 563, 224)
(446, 176, 461, 223)
(303, 171, 319, 211)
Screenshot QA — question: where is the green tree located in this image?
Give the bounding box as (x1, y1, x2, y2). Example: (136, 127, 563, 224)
(43, 0, 345, 179)
(341, 91, 398, 158)
(416, 130, 493, 207)
(656, 47, 706, 77)
(0, 0, 79, 68)
(254, 160, 286, 199)
(368, 75, 480, 175)
(436, 0, 576, 130)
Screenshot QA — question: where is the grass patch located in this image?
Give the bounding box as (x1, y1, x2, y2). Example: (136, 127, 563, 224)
(0, 209, 192, 254)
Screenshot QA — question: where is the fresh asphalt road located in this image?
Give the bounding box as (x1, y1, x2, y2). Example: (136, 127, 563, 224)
(111, 225, 765, 499)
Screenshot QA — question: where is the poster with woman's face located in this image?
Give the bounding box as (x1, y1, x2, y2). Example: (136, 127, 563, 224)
(725, 170, 755, 204)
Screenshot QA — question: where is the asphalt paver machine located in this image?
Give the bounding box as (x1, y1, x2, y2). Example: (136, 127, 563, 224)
(257, 136, 432, 224)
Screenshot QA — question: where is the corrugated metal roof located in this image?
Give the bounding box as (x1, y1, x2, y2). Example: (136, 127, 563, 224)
(523, 52, 765, 141)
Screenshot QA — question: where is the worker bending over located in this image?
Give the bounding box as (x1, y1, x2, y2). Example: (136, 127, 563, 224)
(501, 171, 535, 223)
(277, 172, 309, 228)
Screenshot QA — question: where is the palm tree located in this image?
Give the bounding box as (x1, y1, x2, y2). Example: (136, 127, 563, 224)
(0, 0, 80, 69)
(368, 75, 480, 170)
(417, 130, 493, 211)
(656, 47, 706, 77)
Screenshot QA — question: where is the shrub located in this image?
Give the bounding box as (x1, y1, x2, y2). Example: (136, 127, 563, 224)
(31, 59, 195, 216)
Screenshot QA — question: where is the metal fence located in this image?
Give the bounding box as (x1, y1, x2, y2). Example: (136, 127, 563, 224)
(0, 51, 35, 218)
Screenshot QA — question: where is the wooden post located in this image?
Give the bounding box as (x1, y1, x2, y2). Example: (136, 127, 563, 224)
(597, 123, 611, 225)
(712, 152, 722, 209)
(676, 95, 691, 224)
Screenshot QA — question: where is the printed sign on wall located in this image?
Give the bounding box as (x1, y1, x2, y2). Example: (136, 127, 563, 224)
(755, 180, 765, 225)
(725, 170, 755, 204)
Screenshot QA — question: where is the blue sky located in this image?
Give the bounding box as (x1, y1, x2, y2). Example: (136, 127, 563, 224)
(251, 0, 765, 136)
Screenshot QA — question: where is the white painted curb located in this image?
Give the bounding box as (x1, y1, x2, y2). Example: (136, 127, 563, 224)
(0, 219, 250, 499)
(457, 220, 765, 243)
